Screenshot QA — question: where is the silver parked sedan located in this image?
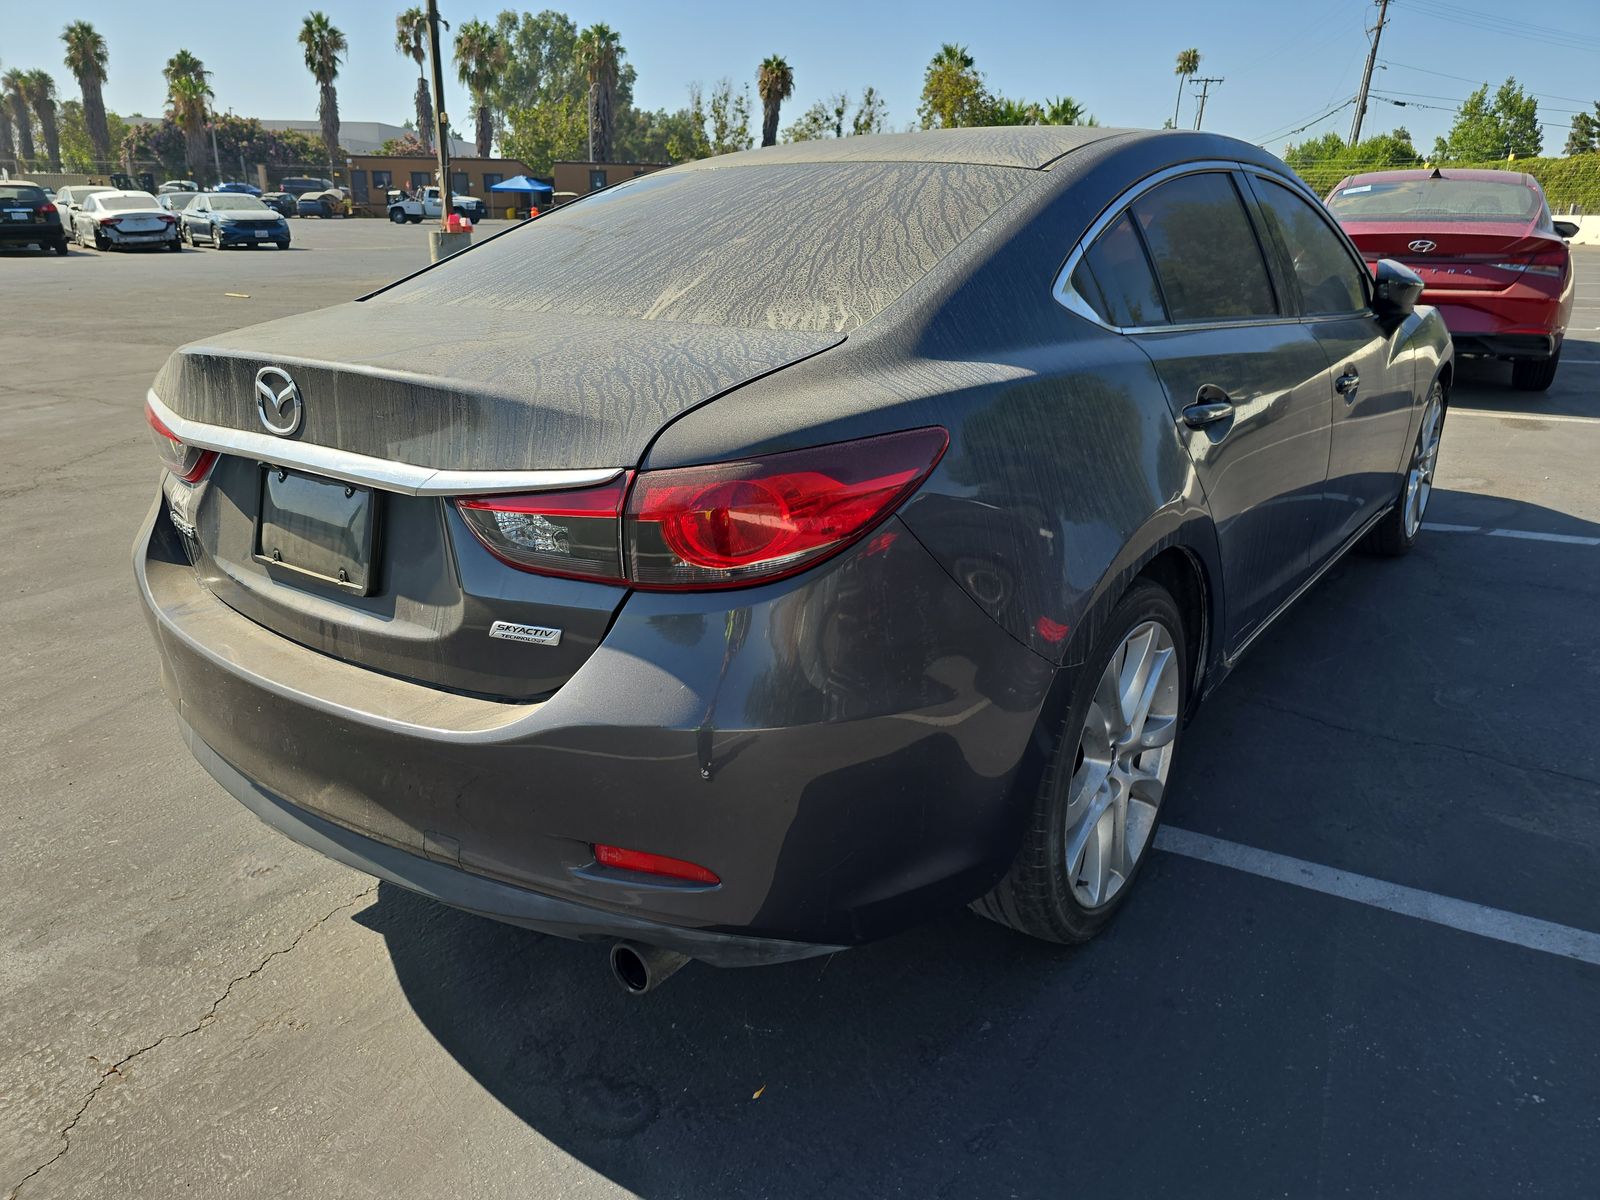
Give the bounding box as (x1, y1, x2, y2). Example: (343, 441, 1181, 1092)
(72, 190, 180, 251)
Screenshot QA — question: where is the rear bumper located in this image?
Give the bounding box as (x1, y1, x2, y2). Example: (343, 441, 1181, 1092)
(183, 720, 835, 966)
(1427, 285, 1570, 358)
(107, 228, 178, 247)
(137, 495, 1053, 955)
(1448, 331, 1559, 360)
(0, 225, 64, 245)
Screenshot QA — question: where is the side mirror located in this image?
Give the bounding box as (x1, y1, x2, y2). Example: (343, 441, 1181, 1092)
(1553, 219, 1580, 240)
(1371, 258, 1424, 327)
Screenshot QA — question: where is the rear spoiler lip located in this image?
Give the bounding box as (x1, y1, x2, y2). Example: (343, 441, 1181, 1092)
(146, 390, 623, 498)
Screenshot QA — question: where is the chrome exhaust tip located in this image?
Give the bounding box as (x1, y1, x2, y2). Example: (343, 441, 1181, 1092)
(609, 941, 690, 995)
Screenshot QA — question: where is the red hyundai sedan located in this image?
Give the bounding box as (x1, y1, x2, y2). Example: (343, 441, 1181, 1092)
(1326, 168, 1577, 391)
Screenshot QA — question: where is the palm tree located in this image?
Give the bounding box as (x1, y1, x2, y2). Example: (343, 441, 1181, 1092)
(62, 21, 111, 167)
(575, 23, 621, 162)
(1041, 96, 1091, 126)
(1173, 48, 1200, 130)
(932, 42, 975, 73)
(2, 70, 34, 168)
(23, 71, 62, 170)
(756, 55, 793, 148)
(0, 65, 14, 174)
(395, 7, 433, 153)
(454, 20, 504, 157)
(298, 12, 347, 179)
(163, 52, 213, 184)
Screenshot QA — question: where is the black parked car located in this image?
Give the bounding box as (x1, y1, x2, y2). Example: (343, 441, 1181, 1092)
(0, 182, 68, 254)
(261, 191, 296, 218)
(137, 128, 1450, 992)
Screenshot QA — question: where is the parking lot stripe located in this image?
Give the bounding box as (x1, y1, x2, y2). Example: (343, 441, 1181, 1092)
(1155, 826, 1600, 967)
(1451, 409, 1600, 425)
(1421, 522, 1600, 546)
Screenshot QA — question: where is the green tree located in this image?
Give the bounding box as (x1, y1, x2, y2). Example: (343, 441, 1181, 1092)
(1564, 109, 1597, 156)
(0, 64, 14, 173)
(4, 70, 36, 167)
(1432, 77, 1542, 161)
(918, 43, 988, 129)
(395, 8, 433, 153)
(23, 71, 62, 170)
(298, 12, 347, 177)
(58, 99, 127, 173)
(1042, 95, 1095, 126)
(852, 86, 887, 136)
(707, 78, 753, 154)
(756, 55, 793, 148)
(62, 21, 111, 166)
(163, 51, 212, 182)
(575, 23, 622, 162)
(454, 20, 505, 156)
(1173, 48, 1200, 130)
(504, 94, 590, 174)
(987, 96, 1041, 126)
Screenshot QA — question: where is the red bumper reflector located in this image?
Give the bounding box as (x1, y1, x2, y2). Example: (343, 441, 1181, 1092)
(593, 843, 720, 885)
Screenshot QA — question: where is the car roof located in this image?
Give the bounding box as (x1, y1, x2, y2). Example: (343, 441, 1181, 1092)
(95, 190, 160, 202)
(1339, 167, 1538, 187)
(677, 125, 1142, 171)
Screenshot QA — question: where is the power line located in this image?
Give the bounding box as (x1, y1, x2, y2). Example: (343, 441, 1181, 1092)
(1253, 97, 1357, 146)
(1378, 58, 1595, 107)
(1190, 77, 1224, 130)
(1392, 0, 1600, 53)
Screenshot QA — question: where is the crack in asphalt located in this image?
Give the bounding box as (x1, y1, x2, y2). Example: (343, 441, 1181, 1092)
(1238, 692, 1600, 790)
(6, 885, 377, 1200)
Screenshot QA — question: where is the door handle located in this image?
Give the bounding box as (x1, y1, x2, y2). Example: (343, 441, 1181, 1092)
(1335, 370, 1361, 402)
(1183, 384, 1235, 428)
(1182, 400, 1234, 428)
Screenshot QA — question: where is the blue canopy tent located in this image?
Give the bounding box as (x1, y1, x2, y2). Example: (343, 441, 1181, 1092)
(489, 175, 554, 216)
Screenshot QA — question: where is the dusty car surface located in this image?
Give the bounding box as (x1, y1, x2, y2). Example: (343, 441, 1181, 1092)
(136, 127, 1451, 991)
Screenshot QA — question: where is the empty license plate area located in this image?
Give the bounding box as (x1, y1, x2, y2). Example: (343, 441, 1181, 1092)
(255, 466, 379, 594)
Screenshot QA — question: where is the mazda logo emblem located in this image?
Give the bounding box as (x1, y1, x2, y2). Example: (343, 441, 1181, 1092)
(254, 367, 303, 437)
(1407, 239, 1437, 254)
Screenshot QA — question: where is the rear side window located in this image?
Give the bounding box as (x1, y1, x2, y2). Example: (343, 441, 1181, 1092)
(1132, 173, 1278, 322)
(1251, 178, 1368, 316)
(1072, 212, 1168, 327)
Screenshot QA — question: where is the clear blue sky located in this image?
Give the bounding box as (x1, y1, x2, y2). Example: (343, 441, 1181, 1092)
(8, 0, 1599, 155)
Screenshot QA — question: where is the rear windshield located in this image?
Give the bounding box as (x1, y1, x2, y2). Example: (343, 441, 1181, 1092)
(100, 193, 160, 211)
(211, 195, 268, 211)
(1328, 178, 1540, 222)
(378, 162, 1031, 333)
(0, 186, 46, 204)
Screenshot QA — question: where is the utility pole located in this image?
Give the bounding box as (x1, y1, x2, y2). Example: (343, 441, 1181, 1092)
(1190, 78, 1224, 130)
(1349, 0, 1391, 145)
(210, 108, 222, 185)
(426, 0, 452, 224)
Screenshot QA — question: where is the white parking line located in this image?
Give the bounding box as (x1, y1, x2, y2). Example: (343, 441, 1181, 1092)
(1155, 826, 1600, 967)
(1421, 522, 1600, 546)
(1451, 409, 1600, 424)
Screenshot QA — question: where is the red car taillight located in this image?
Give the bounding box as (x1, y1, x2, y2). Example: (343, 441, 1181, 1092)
(593, 843, 720, 885)
(455, 427, 948, 591)
(40, 201, 57, 215)
(144, 400, 217, 484)
(1492, 247, 1567, 279)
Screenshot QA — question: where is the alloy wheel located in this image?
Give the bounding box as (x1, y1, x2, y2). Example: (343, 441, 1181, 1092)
(1063, 620, 1181, 909)
(1403, 386, 1445, 538)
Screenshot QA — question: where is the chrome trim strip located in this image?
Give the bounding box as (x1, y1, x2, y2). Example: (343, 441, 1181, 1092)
(1223, 501, 1394, 668)
(146, 390, 623, 497)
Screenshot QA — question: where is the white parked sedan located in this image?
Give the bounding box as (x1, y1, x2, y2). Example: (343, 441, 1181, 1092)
(72, 190, 180, 251)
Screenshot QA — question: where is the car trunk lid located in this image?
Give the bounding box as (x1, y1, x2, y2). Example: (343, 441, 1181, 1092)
(1341, 220, 1559, 292)
(154, 300, 841, 699)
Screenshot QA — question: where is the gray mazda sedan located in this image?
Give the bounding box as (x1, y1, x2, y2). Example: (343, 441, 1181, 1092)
(137, 127, 1450, 992)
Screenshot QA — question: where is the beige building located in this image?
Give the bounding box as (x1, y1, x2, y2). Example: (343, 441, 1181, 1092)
(344, 154, 539, 216)
(551, 160, 670, 200)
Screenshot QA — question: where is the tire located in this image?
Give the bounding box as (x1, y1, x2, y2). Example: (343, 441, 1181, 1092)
(1511, 350, 1560, 392)
(1361, 378, 1446, 557)
(94, 230, 109, 251)
(408, 214, 423, 224)
(389, 207, 407, 224)
(275, 240, 290, 250)
(973, 579, 1188, 944)
(53, 238, 68, 256)
(167, 237, 181, 252)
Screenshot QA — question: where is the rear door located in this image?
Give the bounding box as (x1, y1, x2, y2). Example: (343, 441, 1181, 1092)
(1246, 173, 1414, 555)
(1068, 168, 1335, 651)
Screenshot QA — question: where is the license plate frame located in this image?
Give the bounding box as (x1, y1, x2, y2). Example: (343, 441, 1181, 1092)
(254, 466, 379, 595)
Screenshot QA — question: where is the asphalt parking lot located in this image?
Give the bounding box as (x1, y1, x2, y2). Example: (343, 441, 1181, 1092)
(3, 219, 1597, 1199)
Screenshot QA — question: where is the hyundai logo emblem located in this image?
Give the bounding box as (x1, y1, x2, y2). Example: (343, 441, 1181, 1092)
(254, 367, 303, 436)
(1407, 239, 1437, 254)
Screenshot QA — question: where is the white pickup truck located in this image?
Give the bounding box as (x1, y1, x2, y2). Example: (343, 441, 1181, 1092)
(385, 186, 488, 225)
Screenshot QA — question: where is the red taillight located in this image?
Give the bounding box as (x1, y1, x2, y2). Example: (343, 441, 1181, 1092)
(627, 427, 948, 589)
(144, 400, 217, 484)
(40, 201, 57, 214)
(454, 427, 948, 591)
(159, 213, 176, 225)
(1492, 250, 1566, 279)
(593, 843, 720, 885)
(457, 476, 629, 582)
(98, 215, 120, 226)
